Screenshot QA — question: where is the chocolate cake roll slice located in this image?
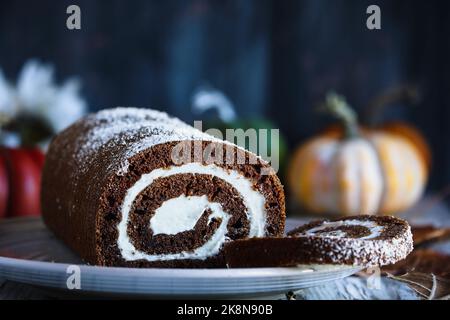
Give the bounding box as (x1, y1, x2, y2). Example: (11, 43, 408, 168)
(41, 107, 285, 268)
(224, 215, 413, 268)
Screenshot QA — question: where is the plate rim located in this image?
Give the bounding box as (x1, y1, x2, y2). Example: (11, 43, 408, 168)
(0, 255, 363, 297)
(0, 217, 364, 297)
(0, 255, 362, 277)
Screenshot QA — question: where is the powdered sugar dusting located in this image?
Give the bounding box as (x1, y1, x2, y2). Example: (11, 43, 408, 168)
(289, 216, 414, 267)
(71, 107, 232, 176)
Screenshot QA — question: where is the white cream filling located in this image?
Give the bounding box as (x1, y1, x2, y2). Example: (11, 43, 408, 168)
(117, 163, 267, 261)
(303, 219, 384, 240)
(151, 195, 219, 235)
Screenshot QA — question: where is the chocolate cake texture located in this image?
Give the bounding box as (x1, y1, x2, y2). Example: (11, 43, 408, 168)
(41, 107, 285, 268)
(224, 215, 413, 268)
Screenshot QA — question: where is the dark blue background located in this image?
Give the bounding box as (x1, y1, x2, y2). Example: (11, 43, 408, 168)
(0, 0, 449, 193)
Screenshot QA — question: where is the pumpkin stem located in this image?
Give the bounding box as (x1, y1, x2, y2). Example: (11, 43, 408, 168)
(364, 85, 420, 126)
(319, 92, 360, 139)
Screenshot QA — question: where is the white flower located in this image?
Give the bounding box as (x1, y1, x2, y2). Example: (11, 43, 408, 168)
(16, 60, 57, 115)
(1, 59, 87, 133)
(47, 79, 86, 132)
(0, 69, 17, 124)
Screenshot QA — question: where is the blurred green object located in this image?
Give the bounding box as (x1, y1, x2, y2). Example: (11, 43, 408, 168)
(203, 118, 288, 178)
(191, 87, 289, 178)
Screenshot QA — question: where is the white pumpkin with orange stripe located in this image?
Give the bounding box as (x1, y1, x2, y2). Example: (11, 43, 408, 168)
(288, 93, 429, 216)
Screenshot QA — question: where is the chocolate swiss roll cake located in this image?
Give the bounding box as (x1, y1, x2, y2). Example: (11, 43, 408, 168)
(41, 108, 285, 268)
(224, 215, 413, 268)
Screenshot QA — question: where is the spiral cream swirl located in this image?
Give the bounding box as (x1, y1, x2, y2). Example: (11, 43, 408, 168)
(117, 162, 267, 261)
(300, 219, 385, 240)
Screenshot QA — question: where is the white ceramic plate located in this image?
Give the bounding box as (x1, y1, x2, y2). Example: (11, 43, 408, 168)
(0, 218, 362, 298)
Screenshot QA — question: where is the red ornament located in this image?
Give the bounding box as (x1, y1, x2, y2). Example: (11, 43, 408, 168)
(0, 147, 45, 217)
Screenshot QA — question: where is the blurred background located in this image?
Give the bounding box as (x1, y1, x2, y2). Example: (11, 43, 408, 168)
(1, 0, 450, 217)
(2, 1, 450, 300)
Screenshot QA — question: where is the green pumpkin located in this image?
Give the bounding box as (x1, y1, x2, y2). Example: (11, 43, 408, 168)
(202, 118, 288, 178)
